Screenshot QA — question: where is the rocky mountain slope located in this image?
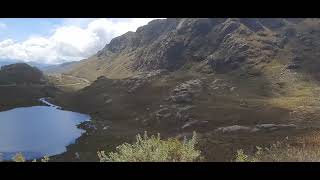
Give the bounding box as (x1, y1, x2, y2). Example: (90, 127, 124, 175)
(52, 18, 320, 161)
(61, 18, 315, 80)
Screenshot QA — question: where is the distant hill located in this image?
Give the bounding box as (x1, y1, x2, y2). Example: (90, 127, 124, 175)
(0, 63, 45, 85)
(26, 62, 53, 70)
(0, 60, 21, 67)
(42, 61, 79, 74)
(0, 59, 57, 71)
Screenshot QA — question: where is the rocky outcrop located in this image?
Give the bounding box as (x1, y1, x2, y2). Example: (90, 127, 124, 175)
(215, 125, 257, 133)
(215, 123, 297, 133)
(209, 79, 236, 92)
(181, 119, 208, 130)
(286, 64, 300, 69)
(169, 79, 203, 103)
(124, 70, 166, 93)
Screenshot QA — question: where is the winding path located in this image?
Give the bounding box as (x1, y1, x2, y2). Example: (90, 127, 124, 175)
(0, 83, 16, 87)
(48, 74, 91, 87)
(0, 75, 91, 87)
(62, 75, 90, 84)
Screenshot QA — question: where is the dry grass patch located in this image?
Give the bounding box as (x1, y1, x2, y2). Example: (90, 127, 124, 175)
(235, 131, 320, 162)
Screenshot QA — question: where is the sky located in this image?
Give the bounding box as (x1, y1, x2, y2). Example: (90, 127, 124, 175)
(0, 18, 162, 65)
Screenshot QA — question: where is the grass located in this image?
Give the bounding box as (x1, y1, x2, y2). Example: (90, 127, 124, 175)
(98, 131, 201, 162)
(266, 75, 320, 113)
(235, 132, 320, 162)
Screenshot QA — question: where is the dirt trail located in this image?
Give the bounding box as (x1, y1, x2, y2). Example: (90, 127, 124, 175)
(47, 74, 91, 87)
(0, 83, 16, 87)
(62, 75, 90, 84)
(0, 75, 90, 87)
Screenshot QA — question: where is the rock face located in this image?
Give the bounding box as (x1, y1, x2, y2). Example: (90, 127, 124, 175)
(0, 63, 44, 84)
(63, 18, 312, 80)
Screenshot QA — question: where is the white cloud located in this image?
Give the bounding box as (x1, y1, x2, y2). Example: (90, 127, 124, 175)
(0, 18, 162, 64)
(61, 18, 99, 28)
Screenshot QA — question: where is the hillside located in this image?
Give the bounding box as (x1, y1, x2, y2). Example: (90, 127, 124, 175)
(0, 63, 45, 85)
(50, 18, 320, 161)
(0, 63, 60, 111)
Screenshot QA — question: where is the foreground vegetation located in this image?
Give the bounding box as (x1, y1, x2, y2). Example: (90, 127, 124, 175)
(11, 153, 50, 162)
(235, 133, 320, 162)
(6, 131, 320, 162)
(3, 131, 201, 162)
(98, 131, 201, 162)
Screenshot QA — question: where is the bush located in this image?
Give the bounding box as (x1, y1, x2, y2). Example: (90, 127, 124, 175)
(98, 131, 201, 162)
(235, 147, 262, 162)
(12, 153, 26, 162)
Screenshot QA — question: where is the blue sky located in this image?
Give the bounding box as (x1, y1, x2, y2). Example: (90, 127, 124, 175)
(0, 18, 161, 64)
(0, 18, 62, 41)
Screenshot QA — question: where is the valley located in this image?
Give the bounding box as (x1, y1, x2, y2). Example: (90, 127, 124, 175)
(2, 18, 320, 161)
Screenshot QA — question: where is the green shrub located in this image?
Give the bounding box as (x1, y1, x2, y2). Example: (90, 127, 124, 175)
(98, 131, 201, 162)
(235, 147, 262, 162)
(11, 153, 50, 162)
(12, 153, 26, 162)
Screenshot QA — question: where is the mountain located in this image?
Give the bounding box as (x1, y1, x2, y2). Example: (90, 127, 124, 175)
(53, 18, 320, 161)
(0, 59, 56, 71)
(0, 63, 60, 112)
(61, 18, 313, 81)
(0, 63, 45, 85)
(26, 62, 54, 71)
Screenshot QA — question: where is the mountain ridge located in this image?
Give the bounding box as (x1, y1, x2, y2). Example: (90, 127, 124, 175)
(58, 18, 315, 81)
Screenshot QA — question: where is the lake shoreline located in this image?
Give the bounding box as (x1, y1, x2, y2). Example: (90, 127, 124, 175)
(0, 97, 91, 161)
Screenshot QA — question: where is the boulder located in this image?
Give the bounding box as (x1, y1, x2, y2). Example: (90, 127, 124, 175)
(215, 123, 297, 134)
(215, 125, 252, 133)
(155, 108, 172, 119)
(286, 64, 300, 69)
(181, 120, 199, 129)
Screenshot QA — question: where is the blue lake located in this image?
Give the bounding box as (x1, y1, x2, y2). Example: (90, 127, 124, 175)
(0, 98, 90, 160)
